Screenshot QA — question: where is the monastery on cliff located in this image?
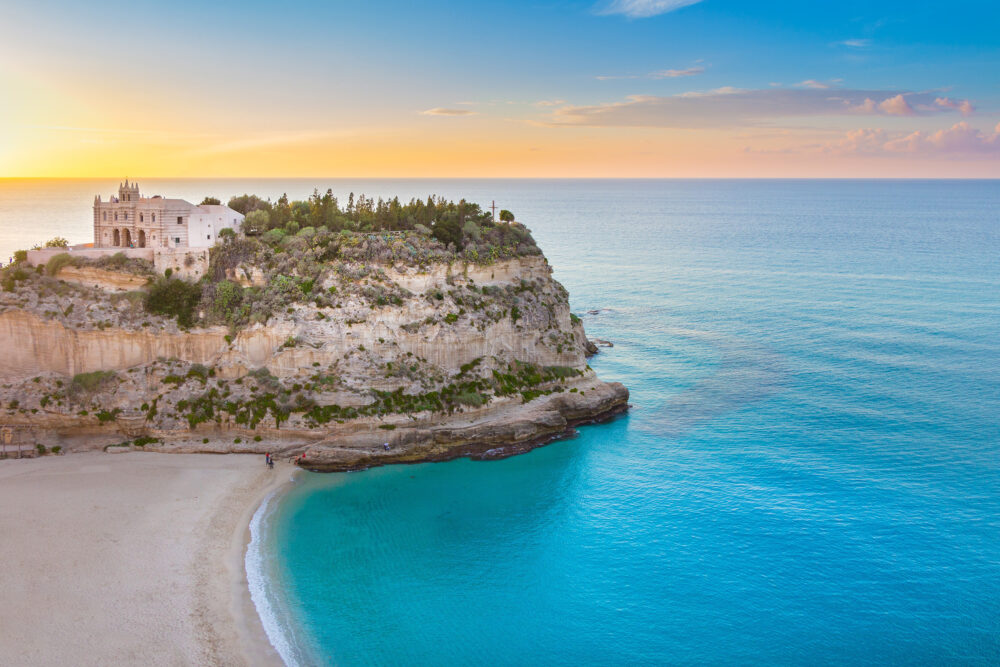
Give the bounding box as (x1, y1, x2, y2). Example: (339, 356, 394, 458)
(93, 181, 244, 249)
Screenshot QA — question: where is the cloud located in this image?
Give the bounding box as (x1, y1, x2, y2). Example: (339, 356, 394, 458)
(546, 88, 969, 129)
(934, 96, 975, 115)
(597, 0, 703, 18)
(598, 65, 705, 80)
(651, 66, 705, 78)
(534, 99, 567, 107)
(823, 122, 1000, 156)
(876, 94, 915, 116)
(420, 108, 477, 116)
(797, 80, 831, 89)
(836, 38, 871, 48)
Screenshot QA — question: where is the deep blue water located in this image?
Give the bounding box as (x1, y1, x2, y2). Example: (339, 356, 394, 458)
(248, 180, 1000, 666)
(6, 179, 993, 665)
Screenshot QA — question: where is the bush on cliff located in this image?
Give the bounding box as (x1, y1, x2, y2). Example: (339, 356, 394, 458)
(45, 253, 79, 277)
(144, 277, 203, 327)
(70, 370, 117, 397)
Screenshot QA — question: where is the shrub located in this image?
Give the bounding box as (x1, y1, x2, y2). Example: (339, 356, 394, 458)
(52, 446, 62, 454)
(13, 249, 27, 264)
(45, 252, 77, 276)
(71, 370, 116, 395)
(96, 408, 122, 423)
(444, 313, 459, 324)
(44, 237, 69, 248)
(455, 391, 487, 407)
(145, 277, 202, 327)
(36, 444, 47, 455)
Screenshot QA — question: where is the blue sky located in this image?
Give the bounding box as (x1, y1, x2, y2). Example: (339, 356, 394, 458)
(2, 0, 998, 176)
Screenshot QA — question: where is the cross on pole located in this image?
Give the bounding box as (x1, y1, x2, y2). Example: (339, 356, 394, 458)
(490, 200, 498, 222)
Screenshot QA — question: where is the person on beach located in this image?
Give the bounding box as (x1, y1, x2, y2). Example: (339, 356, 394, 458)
(264, 452, 271, 466)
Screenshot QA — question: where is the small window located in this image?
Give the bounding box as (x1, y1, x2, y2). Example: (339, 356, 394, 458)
(114, 213, 118, 221)
(140, 214, 144, 222)
(102, 212, 107, 221)
(207, 234, 211, 240)
(177, 216, 183, 224)
(174, 237, 181, 244)
(152, 214, 156, 222)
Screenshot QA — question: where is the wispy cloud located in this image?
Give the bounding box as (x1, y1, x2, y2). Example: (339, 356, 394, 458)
(652, 66, 705, 78)
(597, 0, 703, 19)
(534, 99, 568, 107)
(420, 108, 477, 116)
(545, 88, 974, 128)
(836, 38, 871, 48)
(598, 65, 705, 80)
(796, 79, 842, 89)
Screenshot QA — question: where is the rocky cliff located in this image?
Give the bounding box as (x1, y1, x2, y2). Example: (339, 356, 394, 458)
(0, 253, 627, 469)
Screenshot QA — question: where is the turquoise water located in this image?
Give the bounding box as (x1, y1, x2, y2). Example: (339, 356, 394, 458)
(255, 180, 1000, 665)
(2, 179, 997, 664)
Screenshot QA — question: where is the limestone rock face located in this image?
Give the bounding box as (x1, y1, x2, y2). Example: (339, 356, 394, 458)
(0, 255, 629, 467)
(55, 266, 149, 292)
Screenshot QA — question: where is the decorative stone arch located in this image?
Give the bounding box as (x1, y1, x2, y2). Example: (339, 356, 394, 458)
(123, 229, 132, 248)
(138, 229, 146, 248)
(113, 228, 121, 247)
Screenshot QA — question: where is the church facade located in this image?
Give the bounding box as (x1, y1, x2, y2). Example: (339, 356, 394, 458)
(93, 181, 244, 249)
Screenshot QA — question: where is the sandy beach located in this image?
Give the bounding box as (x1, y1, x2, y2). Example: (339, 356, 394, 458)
(0, 451, 291, 666)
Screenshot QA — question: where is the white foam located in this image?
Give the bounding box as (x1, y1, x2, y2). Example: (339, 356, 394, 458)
(246, 480, 301, 667)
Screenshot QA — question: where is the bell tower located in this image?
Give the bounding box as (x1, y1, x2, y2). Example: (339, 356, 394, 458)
(118, 179, 140, 203)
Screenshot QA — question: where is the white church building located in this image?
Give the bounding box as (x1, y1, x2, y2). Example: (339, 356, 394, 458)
(94, 180, 244, 249)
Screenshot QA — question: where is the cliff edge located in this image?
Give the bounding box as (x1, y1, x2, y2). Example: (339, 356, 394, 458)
(0, 205, 627, 469)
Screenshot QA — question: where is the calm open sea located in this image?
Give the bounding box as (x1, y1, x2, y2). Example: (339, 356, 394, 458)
(3, 179, 999, 665)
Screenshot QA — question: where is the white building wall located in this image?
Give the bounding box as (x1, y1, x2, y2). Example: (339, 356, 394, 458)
(186, 207, 245, 248)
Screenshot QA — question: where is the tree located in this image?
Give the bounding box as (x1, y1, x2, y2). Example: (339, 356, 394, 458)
(499, 209, 515, 222)
(213, 280, 243, 321)
(145, 277, 203, 328)
(431, 213, 463, 249)
(44, 237, 69, 248)
(243, 210, 270, 236)
(200, 196, 221, 205)
(218, 227, 237, 242)
(227, 194, 271, 215)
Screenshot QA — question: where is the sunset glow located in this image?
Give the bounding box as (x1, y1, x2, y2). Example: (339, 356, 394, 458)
(2, 0, 998, 177)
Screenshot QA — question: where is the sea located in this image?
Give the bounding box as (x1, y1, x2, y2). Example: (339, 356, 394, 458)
(2, 179, 999, 665)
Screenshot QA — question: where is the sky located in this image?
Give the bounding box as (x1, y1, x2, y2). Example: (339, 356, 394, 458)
(1, 0, 999, 177)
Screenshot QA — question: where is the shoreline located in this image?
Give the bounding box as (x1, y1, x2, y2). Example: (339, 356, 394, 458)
(0, 451, 292, 666)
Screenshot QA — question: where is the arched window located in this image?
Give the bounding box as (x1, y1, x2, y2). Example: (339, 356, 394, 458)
(102, 212, 107, 221)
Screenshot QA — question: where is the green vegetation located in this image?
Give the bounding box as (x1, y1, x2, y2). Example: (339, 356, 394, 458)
(45, 252, 78, 276)
(200, 196, 221, 205)
(144, 277, 203, 327)
(44, 237, 69, 248)
(499, 209, 515, 222)
(71, 370, 116, 395)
